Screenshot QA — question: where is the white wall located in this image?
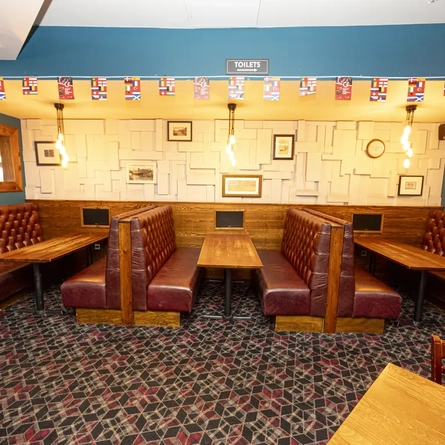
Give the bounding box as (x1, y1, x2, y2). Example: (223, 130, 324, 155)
(21, 118, 445, 206)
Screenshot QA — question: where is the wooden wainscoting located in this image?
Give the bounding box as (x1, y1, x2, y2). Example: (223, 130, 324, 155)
(26, 200, 442, 249)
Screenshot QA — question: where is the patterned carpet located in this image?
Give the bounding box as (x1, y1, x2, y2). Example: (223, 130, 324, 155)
(1, 279, 445, 445)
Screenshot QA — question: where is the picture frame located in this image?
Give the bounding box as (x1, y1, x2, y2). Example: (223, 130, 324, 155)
(167, 121, 193, 142)
(273, 134, 295, 160)
(398, 175, 424, 196)
(126, 162, 157, 184)
(222, 174, 262, 198)
(34, 141, 61, 166)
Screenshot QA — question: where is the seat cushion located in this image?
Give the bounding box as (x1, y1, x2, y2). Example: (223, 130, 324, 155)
(144, 248, 204, 313)
(255, 250, 311, 316)
(353, 265, 402, 319)
(0, 262, 32, 303)
(61, 256, 107, 309)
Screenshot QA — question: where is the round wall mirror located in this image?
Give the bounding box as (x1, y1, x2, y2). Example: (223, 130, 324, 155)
(366, 139, 385, 159)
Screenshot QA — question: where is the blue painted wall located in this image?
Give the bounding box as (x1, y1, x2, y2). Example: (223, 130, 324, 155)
(0, 24, 444, 77)
(0, 113, 25, 205)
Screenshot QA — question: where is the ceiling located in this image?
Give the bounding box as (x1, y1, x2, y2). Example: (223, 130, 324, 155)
(0, 0, 444, 123)
(1, 0, 444, 61)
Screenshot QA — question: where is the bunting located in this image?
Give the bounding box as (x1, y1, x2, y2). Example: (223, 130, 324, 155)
(23, 77, 38, 95)
(58, 77, 75, 100)
(91, 77, 107, 100)
(263, 77, 280, 101)
(407, 78, 425, 102)
(194, 77, 209, 100)
(0, 78, 6, 100)
(124, 77, 141, 100)
(159, 77, 175, 96)
(335, 77, 352, 100)
(300, 77, 317, 96)
(370, 78, 388, 102)
(228, 77, 245, 100)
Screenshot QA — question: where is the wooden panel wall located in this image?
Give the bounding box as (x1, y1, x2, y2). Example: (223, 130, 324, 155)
(27, 200, 443, 249)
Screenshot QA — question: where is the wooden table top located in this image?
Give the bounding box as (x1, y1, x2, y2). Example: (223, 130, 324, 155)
(197, 232, 263, 269)
(0, 232, 108, 263)
(328, 363, 445, 444)
(355, 237, 445, 271)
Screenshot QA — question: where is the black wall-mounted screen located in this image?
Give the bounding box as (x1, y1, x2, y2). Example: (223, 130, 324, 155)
(82, 208, 110, 226)
(352, 213, 383, 232)
(216, 211, 244, 228)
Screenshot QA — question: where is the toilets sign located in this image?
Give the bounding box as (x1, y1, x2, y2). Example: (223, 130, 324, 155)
(226, 59, 269, 75)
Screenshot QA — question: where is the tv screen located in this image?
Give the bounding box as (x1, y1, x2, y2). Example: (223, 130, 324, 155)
(82, 208, 110, 226)
(352, 213, 383, 232)
(215, 211, 244, 228)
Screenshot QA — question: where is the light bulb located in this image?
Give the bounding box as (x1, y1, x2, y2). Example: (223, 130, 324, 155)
(231, 157, 236, 167)
(226, 144, 232, 154)
(229, 135, 236, 145)
(407, 148, 413, 158)
(55, 140, 63, 150)
(403, 158, 410, 168)
(58, 132, 64, 141)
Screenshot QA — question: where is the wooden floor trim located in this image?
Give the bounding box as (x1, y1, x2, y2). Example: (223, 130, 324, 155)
(134, 310, 180, 328)
(275, 315, 324, 333)
(76, 308, 123, 325)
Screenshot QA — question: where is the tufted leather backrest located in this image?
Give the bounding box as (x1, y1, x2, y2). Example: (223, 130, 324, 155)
(130, 206, 177, 310)
(105, 206, 157, 309)
(422, 210, 445, 256)
(304, 209, 355, 317)
(0, 203, 43, 254)
(281, 209, 331, 316)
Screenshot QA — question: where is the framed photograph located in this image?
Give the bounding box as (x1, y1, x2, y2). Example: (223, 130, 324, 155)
(398, 175, 424, 196)
(167, 121, 193, 142)
(222, 174, 262, 198)
(34, 141, 60, 166)
(273, 134, 295, 160)
(126, 162, 157, 184)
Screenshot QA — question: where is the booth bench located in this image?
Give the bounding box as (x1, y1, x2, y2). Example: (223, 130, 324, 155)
(252, 208, 401, 333)
(0, 203, 43, 305)
(62, 205, 204, 327)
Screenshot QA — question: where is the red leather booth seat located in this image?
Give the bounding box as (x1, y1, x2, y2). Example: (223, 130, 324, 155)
(130, 206, 205, 313)
(61, 206, 156, 309)
(0, 203, 43, 303)
(422, 210, 445, 255)
(304, 209, 401, 320)
(253, 209, 331, 317)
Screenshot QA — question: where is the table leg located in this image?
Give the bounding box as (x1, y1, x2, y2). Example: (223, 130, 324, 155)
(224, 268, 232, 319)
(369, 252, 376, 275)
(87, 245, 94, 266)
(413, 270, 427, 325)
(33, 263, 44, 313)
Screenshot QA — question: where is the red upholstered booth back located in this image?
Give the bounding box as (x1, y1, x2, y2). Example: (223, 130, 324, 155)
(304, 209, 356, 317)
(130, 206, 177, 311)
(281, 209, 331, 316)
(0, 203, 43, 253)
(105, 206, 156, 309)
(422, 210, 445, 256)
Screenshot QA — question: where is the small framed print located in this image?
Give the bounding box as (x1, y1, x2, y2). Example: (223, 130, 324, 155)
(222, 174, 262, 198)
(398, 175, 424, 196)
(273, 134, 295, 160)
(34, 141, 61, 166)
(126, 162, 157, 184)
(167, 121, 193, 142)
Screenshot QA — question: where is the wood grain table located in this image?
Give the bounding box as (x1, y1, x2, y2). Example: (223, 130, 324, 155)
(355, 237, 445, 324)
(197, 232, 263, 319)
(328, 363, 445, 444)
(0, 232, 108, 313)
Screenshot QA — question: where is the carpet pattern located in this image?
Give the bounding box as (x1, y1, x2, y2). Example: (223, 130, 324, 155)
(1, 279, 445, 445)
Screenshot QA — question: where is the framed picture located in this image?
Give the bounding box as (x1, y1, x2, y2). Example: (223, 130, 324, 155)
(167, 121, 193, 142)
(34, 141, 60, 166)
(222, 174, 262, 198)
(273, 134, 295, 160)
(126, 162, 157, 184)
(398, 175, 424, 196)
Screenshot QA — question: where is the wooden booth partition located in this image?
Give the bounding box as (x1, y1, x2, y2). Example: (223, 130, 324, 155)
(27, 200, 442, 248)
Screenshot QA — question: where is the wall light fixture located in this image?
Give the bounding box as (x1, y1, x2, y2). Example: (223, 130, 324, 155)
(54, 103, 69, 168)
(401, 105, 417, 169)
